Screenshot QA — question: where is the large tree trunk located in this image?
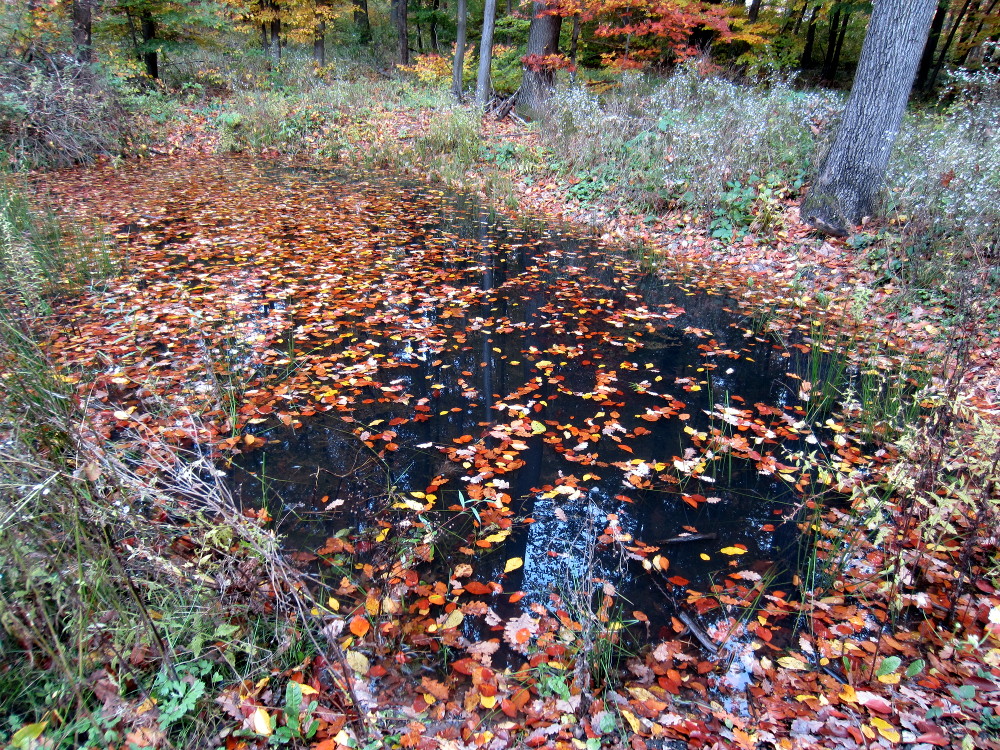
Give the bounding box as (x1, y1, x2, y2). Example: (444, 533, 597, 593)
(353, 0, 370, 43)
(141, 11, 158, 79)
(916, 0, 950, 91)
(72, 0, 92, 64)
(801, 0, 937, 236)
(393, 0, 409, 64)
(519, 2, 562, 113)
(475, 0, 499, 105)
(452, 0, 468, 101)
(748, 0, 763, 23)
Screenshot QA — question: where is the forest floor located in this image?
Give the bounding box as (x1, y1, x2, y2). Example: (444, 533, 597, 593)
(19, 98, 1000, 750)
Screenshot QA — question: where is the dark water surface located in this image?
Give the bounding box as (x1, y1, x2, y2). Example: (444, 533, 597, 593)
(204, 162, 815, 624)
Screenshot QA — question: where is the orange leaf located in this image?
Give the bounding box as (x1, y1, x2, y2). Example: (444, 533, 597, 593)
(349, 615, 370, 638)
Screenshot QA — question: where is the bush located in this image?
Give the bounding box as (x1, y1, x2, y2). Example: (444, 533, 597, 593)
(0, 59, 130, 169)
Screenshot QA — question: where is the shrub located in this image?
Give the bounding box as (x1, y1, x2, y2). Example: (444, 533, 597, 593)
(0, 59, 130, 169)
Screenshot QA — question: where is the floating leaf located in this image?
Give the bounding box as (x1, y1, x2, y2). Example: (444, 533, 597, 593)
(504, 557, 523, 573)
(442, 609, 464, 629)
(720, 546, 747, 555)
(776, 656, 808, 671)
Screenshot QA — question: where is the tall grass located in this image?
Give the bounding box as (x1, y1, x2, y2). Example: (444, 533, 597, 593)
(540, 68, 841, 214)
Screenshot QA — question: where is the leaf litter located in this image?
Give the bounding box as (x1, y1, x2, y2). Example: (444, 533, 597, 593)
(30, 152, 1000, 749)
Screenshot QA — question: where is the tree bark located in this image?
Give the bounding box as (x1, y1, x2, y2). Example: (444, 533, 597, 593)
(928, 0, 974, 89)
(801, 0, 938, 236)
(452, 0, 468, 101)
(353, 0, 371, 43)
(520, 2, 562, 112)
(475, 0, 499, 105)
(141, 11, 158, 79)
(314, 20, 326, 66)
(431, 0, 440, 51)
(270, 17, 281, 61)
(72, 0, 92, 64)
(822, 10, 850, 82)
(916, 0, 950, 91)
(393, 0, 409, 64)
(820, 8, 842, 79)
(748, 0, 763, 23)
(569, 13, 581, 70)
(800, 5, 819, 68)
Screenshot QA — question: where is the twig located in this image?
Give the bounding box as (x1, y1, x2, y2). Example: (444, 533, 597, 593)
(656, 532, 717, 545)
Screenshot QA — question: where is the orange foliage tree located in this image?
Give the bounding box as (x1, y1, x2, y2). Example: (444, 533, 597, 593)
(546, 0, 734, 68)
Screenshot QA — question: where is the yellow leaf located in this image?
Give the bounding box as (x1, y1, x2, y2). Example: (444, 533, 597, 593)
(776, 656, 808, 670)
(838, 684, 857, 703)
(393, 498, 426, 512)
(10, 721, 48, 747)
(327, 596, 340, 611)
(442, 609, 464, 629)
(485, 529, 511, 544)
(251, 707, 272, 736)
(699, 553, 711, 561)
(870, 718, 900, 743)
(479, 694, 497, 709)
(877, 672, 901, 684)
(621, 710, 640, 733)
(504, 557, 523, 573)
(298, 683, 319, 695)
(530, 420, 546, 435)
(720, 546, 747, 555)
(345, 650, 369, 674)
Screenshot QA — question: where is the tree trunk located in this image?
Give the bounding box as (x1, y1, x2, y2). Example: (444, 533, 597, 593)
(475, 0, 499, 105)
(820, 8, 841, 78)
(314, 20, 326, 66)
(141, 11, 158, 79)
(354, 0, 371, 43)
(569, 13, 581, 74)
(927, 0, 974, 90)
(801, 0, 937, 236)
(822, 10, 850, 82)
(748, 0, 763, 23)
(393, 0, 409, 64)
(800, 5, 819, 68)
(520, 2, 562, 112)
(270, 17, 281, 61)
(431, 0, 440, 51)
(916, 0, 950, 91)
(72, 0, 92, 64)
(452, 0, 468, 101)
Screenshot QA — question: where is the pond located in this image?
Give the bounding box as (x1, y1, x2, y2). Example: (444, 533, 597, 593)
(45, 155, 829, 651)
